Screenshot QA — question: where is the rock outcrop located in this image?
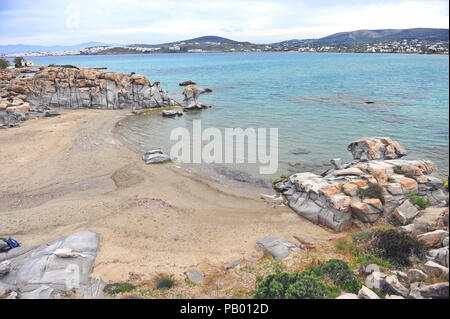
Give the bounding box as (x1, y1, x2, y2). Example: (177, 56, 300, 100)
(182, 84, 212, 110)
(274, 137, 447, 231)
(1, 66, 178, 112)
(0, 230, 103, 299)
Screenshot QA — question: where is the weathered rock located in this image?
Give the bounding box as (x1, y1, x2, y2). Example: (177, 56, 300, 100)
(423, 261, 449, 278)
(293, 235, 316, 248)
(182, 84, 212, 110)
(143, 153, 171, 164)
(419, 282, 449, 299)
(185, 269, 203, 284)
(407, 269, 428, 283)
(417, 230, 449, 248)
(255, 237, 299, 260)
(179, 80, 196, 86)
(7, 67, 178, 110)
(226, 260, 242, 270)
(392, 270, 408, 280)
(392, 199, 419, 225)
(162, 109, 183, 117)
(347, 137, 407, 161)
(385, 275, 409, 298)
(0, 230, 100, 299)
(427, 247, 449, 267)
(412, 207, 448, 236)
(365, 271, 387, 290)
(358, 286, 380, 299)
(363, 264, 381, 275)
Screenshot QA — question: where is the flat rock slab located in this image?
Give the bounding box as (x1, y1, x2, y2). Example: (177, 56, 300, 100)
(185, 269, 203, 284)
(255, 237, 299, 260)
(0, 230, 99, 299)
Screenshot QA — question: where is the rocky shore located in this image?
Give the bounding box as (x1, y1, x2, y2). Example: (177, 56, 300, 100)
(0, 65, 448, 300)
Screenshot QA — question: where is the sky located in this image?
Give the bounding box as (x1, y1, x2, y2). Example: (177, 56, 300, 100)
(0, 0, 448, 45)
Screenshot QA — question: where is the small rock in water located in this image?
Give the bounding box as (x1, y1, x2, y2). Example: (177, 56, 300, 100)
(290, 147, 310, 155)
(179, 80, 196, 86)
(162, 109, 183, 117)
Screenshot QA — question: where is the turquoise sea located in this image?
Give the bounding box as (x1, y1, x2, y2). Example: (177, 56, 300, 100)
(29, 53, 449, 186)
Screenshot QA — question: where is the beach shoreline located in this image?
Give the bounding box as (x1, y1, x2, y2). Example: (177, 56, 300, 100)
(0, 108, 342, 283)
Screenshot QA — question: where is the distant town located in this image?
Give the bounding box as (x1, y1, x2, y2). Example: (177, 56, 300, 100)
(1, 28, 448, 57)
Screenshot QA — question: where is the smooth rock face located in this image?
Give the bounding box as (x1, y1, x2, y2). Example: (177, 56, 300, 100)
(255, 237, 299, 260)
(385, 275, 409, 298)
(419, 282, 449, 299)
(143, 153, 171, 164)
(0, 230, 99, 299)
(347, 137, 407, 161)
(358, 286, 380, 299)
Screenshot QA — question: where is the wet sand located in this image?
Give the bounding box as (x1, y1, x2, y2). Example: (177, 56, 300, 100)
(0, 109, 342, 282)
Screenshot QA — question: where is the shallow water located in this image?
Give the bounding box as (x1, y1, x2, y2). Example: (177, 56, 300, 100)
(30, 53, 449, 183)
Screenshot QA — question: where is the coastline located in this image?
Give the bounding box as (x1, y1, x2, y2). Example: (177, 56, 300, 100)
(0, 109, 342, 283)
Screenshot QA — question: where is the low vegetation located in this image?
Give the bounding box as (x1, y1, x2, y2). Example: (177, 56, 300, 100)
(0, 58, 10, 69)
(155, 274, 175, 289)
(407, 192, 431, 209)
(103, 282, 136, 296)
(359, 183, 385, 204)
(349, 227, 427, 267)
(253, 259, 361, 299)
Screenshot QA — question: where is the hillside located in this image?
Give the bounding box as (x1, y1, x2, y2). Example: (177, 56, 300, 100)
(316, 28, 449, 44)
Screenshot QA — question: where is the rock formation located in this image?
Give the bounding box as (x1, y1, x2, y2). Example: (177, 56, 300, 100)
(274, 137, 447, 231)
(0, 230, 103, 299)
(182, 84, 212, 110)
(1, 66, 178, 110)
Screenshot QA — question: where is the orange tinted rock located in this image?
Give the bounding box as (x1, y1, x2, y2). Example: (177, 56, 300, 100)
(343, 183, 359, 196)
(399, 178, 418, 191)
(352, 180, 367, 188)
(363, 198, 383, 211)
(329, 194, 351, 211)
(320, 185, 341, 198)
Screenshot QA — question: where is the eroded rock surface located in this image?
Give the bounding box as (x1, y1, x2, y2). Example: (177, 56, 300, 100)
(274, 137, 447, 231)
(0, 230, 101, 299)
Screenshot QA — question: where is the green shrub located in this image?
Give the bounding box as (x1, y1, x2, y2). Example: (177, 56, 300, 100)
(359, 183, 385, 204)
(407, 192, 431, 209)
(254, 271, 332, 299)
(104, 282, 135, 296)
(370, 228, 427, 267)
(319, 259, 362, 293)
(155, 274, 175, 289)
(0, 58, 10, 69)
(13, 56, 23, 67)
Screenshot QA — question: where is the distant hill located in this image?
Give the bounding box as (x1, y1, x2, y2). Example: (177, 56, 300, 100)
(316, 28, 449, 44)
(0, 42, 121, 54)
(130, 36, 239, 48)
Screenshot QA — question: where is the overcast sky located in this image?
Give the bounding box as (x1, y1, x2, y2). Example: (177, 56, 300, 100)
(0, 0, 448, 45)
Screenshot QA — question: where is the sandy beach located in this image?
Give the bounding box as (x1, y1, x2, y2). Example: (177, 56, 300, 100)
(0, 109, 342, 283)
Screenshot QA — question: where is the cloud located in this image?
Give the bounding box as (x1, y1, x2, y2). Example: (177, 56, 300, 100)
(0, 0, 448, 45)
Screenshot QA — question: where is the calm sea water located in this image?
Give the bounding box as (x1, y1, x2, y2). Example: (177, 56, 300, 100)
(29, 53, 449, 186)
